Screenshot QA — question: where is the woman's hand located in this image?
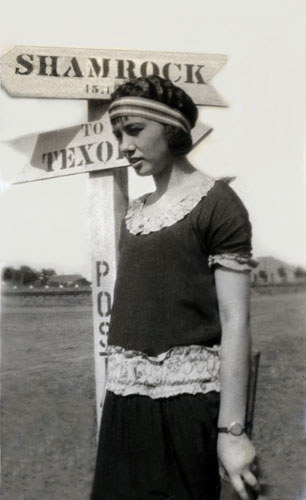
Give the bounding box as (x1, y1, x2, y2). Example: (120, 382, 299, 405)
(217, 433, 259, 499)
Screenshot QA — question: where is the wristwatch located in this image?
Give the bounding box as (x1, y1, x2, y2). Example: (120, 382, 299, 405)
(217, 422, 245, 436)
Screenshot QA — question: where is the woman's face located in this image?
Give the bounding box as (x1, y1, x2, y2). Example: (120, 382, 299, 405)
(111, 116, 174, 176)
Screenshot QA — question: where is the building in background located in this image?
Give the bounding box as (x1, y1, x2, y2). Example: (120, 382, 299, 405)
(251, 257, 302, 285)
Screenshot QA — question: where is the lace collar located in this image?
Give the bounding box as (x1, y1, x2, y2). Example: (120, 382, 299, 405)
(125, 175, 215, 235)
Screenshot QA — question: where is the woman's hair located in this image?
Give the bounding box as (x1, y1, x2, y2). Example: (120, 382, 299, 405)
(111, 75, 198, 156)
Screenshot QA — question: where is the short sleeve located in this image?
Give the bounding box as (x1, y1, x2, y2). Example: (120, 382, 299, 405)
(198, 181, 257, 272)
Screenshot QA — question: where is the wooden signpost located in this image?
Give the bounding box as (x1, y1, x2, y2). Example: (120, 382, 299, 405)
(1, 44, 227, 427)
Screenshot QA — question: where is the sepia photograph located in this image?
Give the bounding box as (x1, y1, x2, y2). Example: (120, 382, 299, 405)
(1, 2, 305, 499)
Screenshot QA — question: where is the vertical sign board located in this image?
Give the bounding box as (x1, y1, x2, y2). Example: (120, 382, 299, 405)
(1, 45, 227, 428)
(87, 101, 128, 427)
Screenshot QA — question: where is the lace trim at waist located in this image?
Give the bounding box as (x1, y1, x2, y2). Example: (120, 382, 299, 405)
(105, 344, 220, 399)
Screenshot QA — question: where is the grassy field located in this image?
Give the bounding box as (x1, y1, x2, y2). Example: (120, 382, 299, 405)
(1, 291, 305, 500)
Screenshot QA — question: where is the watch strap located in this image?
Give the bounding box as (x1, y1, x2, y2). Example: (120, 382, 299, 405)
(217, 422, 245, 436)
(217, 427, 230, 433)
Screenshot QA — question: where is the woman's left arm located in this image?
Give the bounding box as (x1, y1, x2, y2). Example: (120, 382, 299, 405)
(215, 267, 259, 500)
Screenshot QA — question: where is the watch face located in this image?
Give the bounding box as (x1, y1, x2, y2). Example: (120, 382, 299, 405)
(229, 423, 244, 436)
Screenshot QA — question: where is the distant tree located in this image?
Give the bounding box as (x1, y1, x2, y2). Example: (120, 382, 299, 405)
(2, 265, 38, 285)
(277, 267, 287, 280)
(294, 266, 306, 278)
(2, 266, 15, 282)
(39, 268, 56, 285)
(258, 270, 268, 282)
(19, 265, 39, 285)
(13, 268, 22, 283)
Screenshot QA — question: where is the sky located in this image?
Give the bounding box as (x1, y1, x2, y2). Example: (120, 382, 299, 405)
(1, 0, 306, 279)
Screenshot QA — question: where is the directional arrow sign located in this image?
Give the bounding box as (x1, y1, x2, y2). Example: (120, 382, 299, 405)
(1, 45, 227, 106)
(10, 114, 129, 183)
(10, 113, 211, 184)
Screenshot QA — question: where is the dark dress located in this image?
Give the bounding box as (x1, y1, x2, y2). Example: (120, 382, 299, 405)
(90, 178, 255, 500)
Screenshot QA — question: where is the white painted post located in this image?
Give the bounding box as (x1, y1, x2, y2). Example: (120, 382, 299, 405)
(87, 101, 128, 428)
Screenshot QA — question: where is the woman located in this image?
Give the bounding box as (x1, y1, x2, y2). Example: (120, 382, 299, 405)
(90, 75, 259, 500)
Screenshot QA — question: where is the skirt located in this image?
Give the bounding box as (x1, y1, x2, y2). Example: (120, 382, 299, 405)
(90, 390, 221, 500)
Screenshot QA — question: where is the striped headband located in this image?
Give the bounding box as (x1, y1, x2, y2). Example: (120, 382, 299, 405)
(108, 97, 191, 133)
